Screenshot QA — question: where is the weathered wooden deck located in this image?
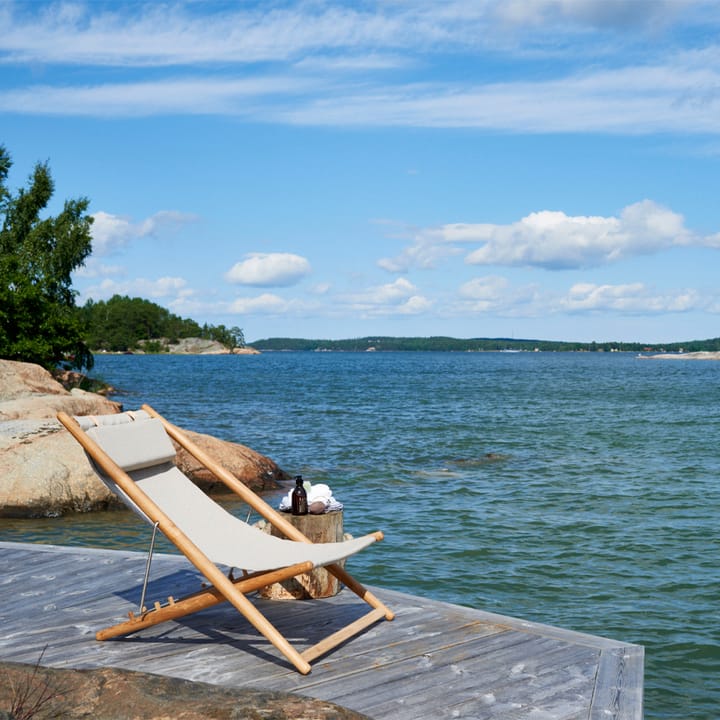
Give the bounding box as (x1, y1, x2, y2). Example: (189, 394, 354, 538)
(0, 541, 643, 719)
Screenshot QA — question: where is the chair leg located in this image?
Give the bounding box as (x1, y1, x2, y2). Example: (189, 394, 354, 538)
(301, 607, 386, 663)
(97, 561, 312, 640)
(325, 563, 395, 621)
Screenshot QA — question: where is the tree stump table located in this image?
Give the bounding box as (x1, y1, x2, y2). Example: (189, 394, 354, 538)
(258, 511, 344, 600)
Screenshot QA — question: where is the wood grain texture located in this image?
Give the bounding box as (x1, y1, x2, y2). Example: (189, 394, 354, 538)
(0, 541, 643, 719)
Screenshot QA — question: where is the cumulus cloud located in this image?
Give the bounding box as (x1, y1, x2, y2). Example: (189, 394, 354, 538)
(225, 253, 312, 287)
(453, 275, 543, 316)
(458, 200, 691, 269)
(704, 231, 720, 247)
(81, 276, 191, 301)
(450, 275, 709, 319)
(378, 237, 461, 273)
(227, 293, 290, 314)
(91, 210, 197, 255)
(341, 277, 432, 315)
(459, 275, 510, 301)
(380, 200, 696, 273)
(560, 282, 702, 313)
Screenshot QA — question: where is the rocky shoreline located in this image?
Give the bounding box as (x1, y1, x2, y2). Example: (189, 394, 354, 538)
(638, 351, 720, 360)
(0, 359, 287, 518)
(113, 337, 261, 355)
(0, 661, 368, 719)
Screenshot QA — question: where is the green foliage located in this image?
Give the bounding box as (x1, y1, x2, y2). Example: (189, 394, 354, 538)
(0, 145, 94, 371)
(200, 323, 245, 349)
(80, 295, 199, 352)
(250, 336, 720, 353)
(80, 295, 245, 352)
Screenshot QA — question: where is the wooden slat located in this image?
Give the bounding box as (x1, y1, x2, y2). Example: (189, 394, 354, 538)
(96, 561, 314, 640)
(590, 644, 645, 720)
(301, 607, 386, 663)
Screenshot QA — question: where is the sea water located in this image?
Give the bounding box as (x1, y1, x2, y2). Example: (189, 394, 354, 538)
(2, 351, 718, 719)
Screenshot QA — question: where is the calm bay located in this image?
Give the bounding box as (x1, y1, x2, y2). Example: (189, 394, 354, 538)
(2, 351, 718, 718)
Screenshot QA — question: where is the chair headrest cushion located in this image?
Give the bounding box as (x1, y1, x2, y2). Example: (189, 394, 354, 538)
(85, 416, 176, 471)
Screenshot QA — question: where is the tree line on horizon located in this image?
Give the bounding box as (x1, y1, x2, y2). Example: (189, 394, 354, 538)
(249, 336, 720, 353)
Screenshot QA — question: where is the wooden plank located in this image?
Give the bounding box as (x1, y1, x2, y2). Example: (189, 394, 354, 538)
(590, 644, 645, 720)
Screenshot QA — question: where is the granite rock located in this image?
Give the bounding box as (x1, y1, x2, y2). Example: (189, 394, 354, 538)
(0, 661, 369, 720)
(0, 360, 288, 517)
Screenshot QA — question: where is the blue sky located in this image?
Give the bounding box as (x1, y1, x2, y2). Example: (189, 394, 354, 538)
(2, 0, 720, 344)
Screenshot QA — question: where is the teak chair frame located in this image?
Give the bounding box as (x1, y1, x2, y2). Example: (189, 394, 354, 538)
(58, 404, 394, 674)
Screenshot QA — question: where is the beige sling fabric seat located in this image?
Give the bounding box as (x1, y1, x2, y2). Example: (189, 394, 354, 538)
(58, 405, 393, 674)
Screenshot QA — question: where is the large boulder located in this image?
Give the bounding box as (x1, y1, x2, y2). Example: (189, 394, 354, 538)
(0, 420, 117, 517)
(0, 359, 121, 420)
(0, 661, 369, 720)
(0, 360, 288, 518)
(175, 428, 287, 493)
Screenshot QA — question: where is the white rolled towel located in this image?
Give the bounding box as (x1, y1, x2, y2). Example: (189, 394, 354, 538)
(307, 483, 332, 504)
(278, 482, 343, 512)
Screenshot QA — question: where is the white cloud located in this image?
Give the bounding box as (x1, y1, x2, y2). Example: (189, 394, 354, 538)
(560, 282, 702, 313)
(704, 232, 720, 248)
(399, 295, 433, 314)
(1, 1, 713, 68)
(450, 275, 711, 320)
(8, 62, 719, 133)
(310, 282, 332, 295)
(453, 275, 543, 316)
(227, 293, 290, 314)
(340, 277, 432, 315)
(225, 253, 312, 287)
(82, 276, 190, 301)
(91, 210, 197, 255)
(378, 238, 461, 273)
(459, 276, 510, 300)
(462, 200, 692, 269)
(381, 201, 696, 273)
(293, 53, 412, 72)
(0, 3, 409, 66)
(276, 64, 720, 133)
(1, 2, 720, 134)
(0, 77, 312, 117)
(74, 258, 124, 279)
(495, 0, 694, 30)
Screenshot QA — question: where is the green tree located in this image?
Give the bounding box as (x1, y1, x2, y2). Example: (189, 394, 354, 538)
(80, 295, 237, 352)
(0, 146, 94, 370)
(201, 323, 245, 349)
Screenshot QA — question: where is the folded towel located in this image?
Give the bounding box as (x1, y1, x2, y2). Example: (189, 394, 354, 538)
(279, 482, 343, 513)
(308, 483, 332, 504)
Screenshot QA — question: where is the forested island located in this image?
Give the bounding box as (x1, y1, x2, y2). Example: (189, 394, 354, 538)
(80, 295, 245, 354)
(248, 336, 720, 353)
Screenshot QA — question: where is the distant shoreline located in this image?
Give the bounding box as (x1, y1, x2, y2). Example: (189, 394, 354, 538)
(94, 337, 260, 355)
(248, 335, 720, 353)
(638, 351, 720, 361)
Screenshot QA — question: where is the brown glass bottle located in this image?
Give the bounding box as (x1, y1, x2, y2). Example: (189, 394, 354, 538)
(291, 475, 308, 515)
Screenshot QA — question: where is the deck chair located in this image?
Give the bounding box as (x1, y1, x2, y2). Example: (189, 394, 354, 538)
(57, 405, 393, 674)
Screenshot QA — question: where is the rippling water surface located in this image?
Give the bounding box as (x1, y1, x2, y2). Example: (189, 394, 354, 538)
(3, 351, 719, 718)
